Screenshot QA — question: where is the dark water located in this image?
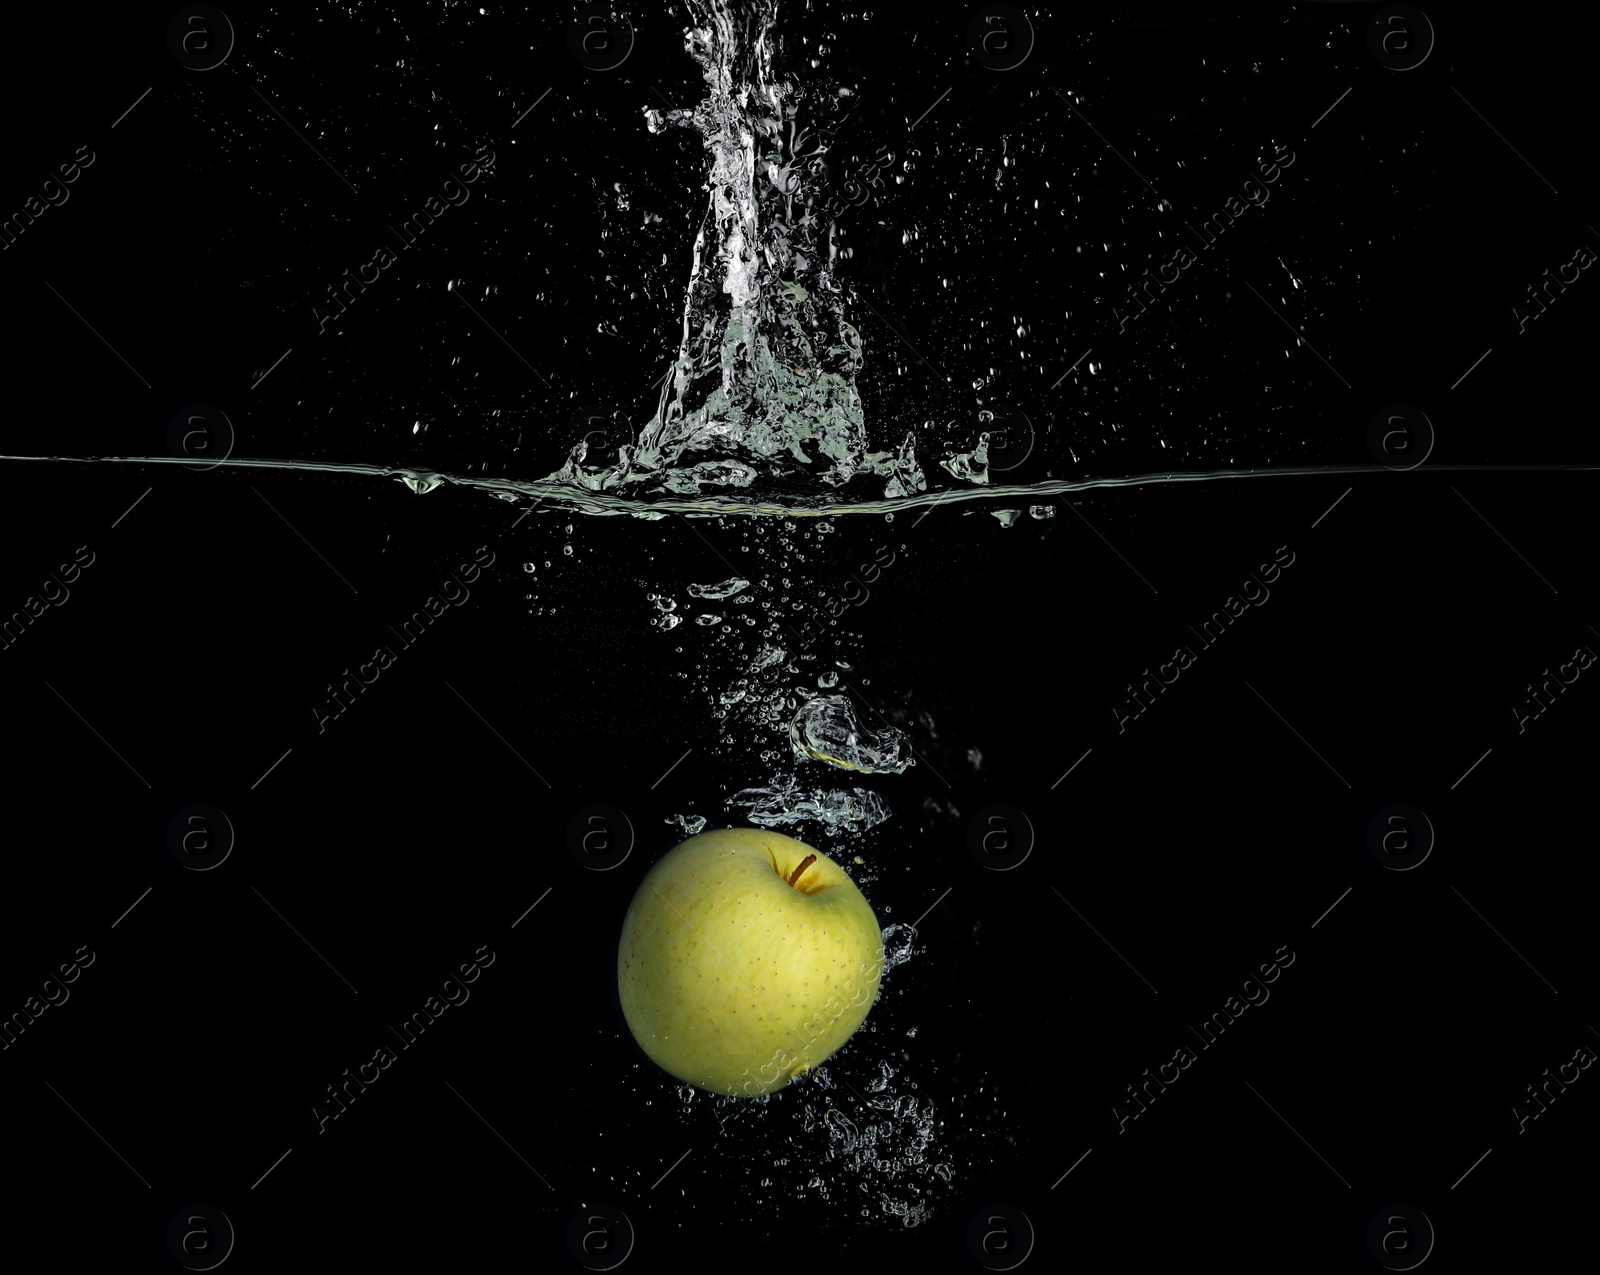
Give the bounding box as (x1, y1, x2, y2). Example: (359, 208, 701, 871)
(1, 4, 1596, 1271)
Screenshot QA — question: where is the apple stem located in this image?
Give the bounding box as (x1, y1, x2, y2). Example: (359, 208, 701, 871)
(787, 854, 816, 887)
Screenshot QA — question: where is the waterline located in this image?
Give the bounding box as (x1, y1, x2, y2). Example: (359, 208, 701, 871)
(1, 452, 1592, 518)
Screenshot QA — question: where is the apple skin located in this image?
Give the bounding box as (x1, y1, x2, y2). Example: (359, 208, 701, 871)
(617, 827, 884, 1098)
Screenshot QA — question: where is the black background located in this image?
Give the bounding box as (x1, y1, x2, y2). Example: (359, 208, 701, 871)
(1, 3, 1596, 1271)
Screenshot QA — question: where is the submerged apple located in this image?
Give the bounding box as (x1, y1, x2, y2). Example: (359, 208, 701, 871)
(617, 827, 884, 1097)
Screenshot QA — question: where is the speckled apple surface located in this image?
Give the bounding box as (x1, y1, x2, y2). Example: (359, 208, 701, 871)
(617, 827, 884, 1097)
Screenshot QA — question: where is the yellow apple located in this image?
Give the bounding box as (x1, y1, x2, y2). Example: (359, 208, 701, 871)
(617, 827, 884, 1097)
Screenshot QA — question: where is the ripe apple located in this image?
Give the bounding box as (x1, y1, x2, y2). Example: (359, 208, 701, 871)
(617, 827, 884, 1097)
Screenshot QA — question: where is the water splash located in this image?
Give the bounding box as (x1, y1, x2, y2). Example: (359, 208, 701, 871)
(790, 694, 913, 773)
(540, 0, 926, 503)
(728, 772, 892, 833)
(687, 575, 752, 599)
